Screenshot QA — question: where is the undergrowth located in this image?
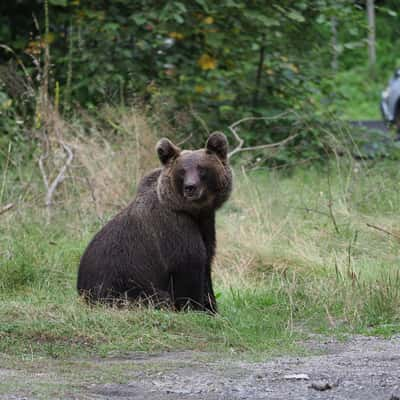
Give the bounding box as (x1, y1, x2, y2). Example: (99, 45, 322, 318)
(1, 112, 400, 359)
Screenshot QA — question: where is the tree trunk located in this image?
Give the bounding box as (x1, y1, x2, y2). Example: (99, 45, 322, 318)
(252, 35, 266, 112)
(331, 17, 338, 72)
(366, 0, 376, 73)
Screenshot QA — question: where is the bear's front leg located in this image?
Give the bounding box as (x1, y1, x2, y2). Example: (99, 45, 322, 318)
(198, 215, 217, 314)
(172, 268, 205, 311)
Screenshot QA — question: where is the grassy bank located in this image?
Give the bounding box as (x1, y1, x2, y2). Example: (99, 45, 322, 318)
(1, 128, 400, 359)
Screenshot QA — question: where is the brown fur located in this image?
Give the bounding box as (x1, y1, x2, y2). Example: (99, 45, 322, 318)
(77, 132, 232, 312)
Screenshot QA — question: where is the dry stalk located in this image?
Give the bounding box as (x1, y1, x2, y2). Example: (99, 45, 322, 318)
(177, 133, 193, 146)
(0, 203, 14, 216)
(1, 15, 76, 221)
(33, 5, 76, 221)
(0, 142, 12, 204)
(347, 231, 358, 285)
(68, 106, 160, 216)
(324, 304, 336, 328)
(36, 93, 75, 221)
(326, 163, 341, 234)
(39, 140, 74, 209)
(366, 223, 400, 242)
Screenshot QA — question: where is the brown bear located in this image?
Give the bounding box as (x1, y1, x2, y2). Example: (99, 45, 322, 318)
(77, 132, 232, 313)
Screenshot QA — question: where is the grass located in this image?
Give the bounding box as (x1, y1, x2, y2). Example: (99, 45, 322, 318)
(0, 217, 301, 358)
(1, 162, 400, 360)
(0, 352, 156, 399)
(330, 66, 385, 120)
(315, 64, 391, 121)
(1, 110, 400, 361)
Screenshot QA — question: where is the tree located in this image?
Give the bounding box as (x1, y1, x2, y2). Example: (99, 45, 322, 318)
(366, 0, 376, 73)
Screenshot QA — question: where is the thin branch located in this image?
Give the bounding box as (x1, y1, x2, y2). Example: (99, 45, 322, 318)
(228, 128, 244, 158)
(229, 133, 298, 159)
(366, 223, 400, 241)
(0, 203, 14, 216)
(230, 111, 292, 131)
(44, 141, 74, 207)
(38, 151, 50, 192)
(38, 140, 74, 212)
(327, 200, 340, 234)
(252, 35, 266, 110)
(177, 133, 193, 147)
(227, 111, 298, 159)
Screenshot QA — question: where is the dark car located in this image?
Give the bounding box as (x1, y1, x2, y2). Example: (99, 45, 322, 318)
(381, 68, 400, 132)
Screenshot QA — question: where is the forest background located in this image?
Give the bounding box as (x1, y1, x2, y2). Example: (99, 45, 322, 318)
(1, 0, 400, 163)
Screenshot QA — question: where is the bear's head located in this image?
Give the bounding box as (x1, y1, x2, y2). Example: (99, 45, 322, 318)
(156, 132, 232, 214)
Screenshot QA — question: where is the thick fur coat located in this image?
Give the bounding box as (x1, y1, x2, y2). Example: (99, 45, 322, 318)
(77, 132, 232, 312)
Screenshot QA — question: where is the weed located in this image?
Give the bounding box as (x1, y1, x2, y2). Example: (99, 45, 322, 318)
(1, 118, 400, 359)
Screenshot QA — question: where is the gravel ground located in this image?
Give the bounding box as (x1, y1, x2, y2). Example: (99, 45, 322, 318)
(88, 335, 400, 400)
(1, 335, 400, 399)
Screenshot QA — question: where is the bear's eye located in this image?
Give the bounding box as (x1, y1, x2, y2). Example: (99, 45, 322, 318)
(176, 168, 185, 178)
(198, 166, 208, 178)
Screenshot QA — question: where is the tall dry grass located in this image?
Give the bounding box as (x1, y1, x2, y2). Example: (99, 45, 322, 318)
(2, 105, 165, 221)
(215, 160, 400, 288)
(67, 106, 161, 216)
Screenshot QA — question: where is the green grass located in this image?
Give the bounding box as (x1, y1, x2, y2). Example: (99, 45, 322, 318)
(0, 210, 301, 358)
(1, 156, 400, 360)
(332, 67, 384, 120)
(316, 65, 390, 121)
(0, 352, 155, 399)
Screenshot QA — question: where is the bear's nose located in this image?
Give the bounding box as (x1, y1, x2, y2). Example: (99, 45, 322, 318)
(184, 184, 197, 196)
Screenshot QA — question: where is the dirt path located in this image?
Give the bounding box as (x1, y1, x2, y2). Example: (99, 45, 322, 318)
(1, 335, 400, 399)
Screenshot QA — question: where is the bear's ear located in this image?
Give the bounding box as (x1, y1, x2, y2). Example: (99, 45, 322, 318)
(156, 138, 180, 165)
(205, 132, 229, 160)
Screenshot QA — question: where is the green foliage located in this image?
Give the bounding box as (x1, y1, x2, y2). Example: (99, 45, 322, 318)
(0, 3, 376, 129)
(0, 83, 24, 160)
(320, 68, 383, 119)
(0, 1, 400, 162)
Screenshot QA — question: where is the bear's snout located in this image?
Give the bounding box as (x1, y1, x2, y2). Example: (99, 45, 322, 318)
(184, 184, 197, 196)
(183, 182, 203, 201)
(182, 169, 203, 201)
(183, 185, 203, 201)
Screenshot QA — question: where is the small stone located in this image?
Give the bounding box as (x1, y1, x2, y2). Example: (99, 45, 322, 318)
(310, 381, 335, 391)
(284, 373, 310, 380)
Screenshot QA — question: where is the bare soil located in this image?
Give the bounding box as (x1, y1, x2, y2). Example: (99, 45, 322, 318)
(1, 335, 400, 399)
